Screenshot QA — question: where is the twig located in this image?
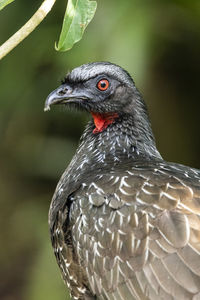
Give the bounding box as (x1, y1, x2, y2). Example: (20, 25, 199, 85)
(0, 0, 56, 60)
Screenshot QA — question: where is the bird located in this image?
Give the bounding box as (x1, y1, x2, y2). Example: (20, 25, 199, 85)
(44, 62, 200, 300)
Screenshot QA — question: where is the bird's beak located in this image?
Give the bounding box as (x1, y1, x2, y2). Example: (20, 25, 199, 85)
(44, 84, 89, 111)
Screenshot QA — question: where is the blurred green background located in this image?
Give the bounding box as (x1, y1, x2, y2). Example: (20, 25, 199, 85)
(0, 0, 200, 299)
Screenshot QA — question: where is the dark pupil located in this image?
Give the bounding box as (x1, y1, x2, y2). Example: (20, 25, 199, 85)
(101, 81, 106, 88)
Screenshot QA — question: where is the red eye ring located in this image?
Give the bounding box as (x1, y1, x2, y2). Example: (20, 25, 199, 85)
(97, 79, 109, 91)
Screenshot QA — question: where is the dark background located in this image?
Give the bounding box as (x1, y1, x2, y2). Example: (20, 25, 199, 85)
(0, 0, 200, 299)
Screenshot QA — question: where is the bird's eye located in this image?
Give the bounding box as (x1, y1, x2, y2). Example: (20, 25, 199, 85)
(97, 79, 109, 91)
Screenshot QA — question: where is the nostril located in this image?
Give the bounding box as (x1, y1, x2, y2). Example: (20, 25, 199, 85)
(57, 88, 67, 96)
(57, 87, 71, 96)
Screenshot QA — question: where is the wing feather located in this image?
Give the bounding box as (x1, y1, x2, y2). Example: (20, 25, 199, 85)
(54, 161, 200, 299)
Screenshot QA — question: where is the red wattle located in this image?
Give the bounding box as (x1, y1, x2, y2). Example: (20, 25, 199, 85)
(91, 112, 119, 133)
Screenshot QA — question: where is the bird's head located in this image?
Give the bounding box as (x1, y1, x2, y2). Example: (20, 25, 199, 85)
(44, 62, 149, 134)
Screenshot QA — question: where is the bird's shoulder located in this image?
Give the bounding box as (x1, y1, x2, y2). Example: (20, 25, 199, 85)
(69, 160, 200, 299)
(75, 159, 200, 214)
(51, 160, 200, 299)
(71, 160, 200, 255)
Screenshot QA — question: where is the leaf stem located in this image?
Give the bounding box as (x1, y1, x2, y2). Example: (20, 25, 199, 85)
(0, 0, 56, 60)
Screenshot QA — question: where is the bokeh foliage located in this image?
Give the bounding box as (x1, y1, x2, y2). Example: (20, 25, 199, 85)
(0, 0, 200, 299)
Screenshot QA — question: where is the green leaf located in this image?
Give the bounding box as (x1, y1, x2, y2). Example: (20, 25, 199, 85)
(0, 0, 14, 11)
(56, 0, 97, 52)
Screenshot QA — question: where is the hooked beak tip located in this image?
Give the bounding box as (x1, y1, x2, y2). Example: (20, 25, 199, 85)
(44, 88, 62, 112)
(44, 105, 50, 112)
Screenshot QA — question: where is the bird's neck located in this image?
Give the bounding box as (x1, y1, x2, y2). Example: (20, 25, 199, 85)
(76, 113, 162, 169)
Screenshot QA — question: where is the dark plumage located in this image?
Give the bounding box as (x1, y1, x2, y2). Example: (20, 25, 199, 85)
(45, 62, 200, 300)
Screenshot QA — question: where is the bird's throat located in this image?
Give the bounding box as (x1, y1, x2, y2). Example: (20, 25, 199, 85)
(91, 112, 119, 133)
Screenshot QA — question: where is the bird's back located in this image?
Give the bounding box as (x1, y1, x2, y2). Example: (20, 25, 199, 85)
(51, 160, 200, 300)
